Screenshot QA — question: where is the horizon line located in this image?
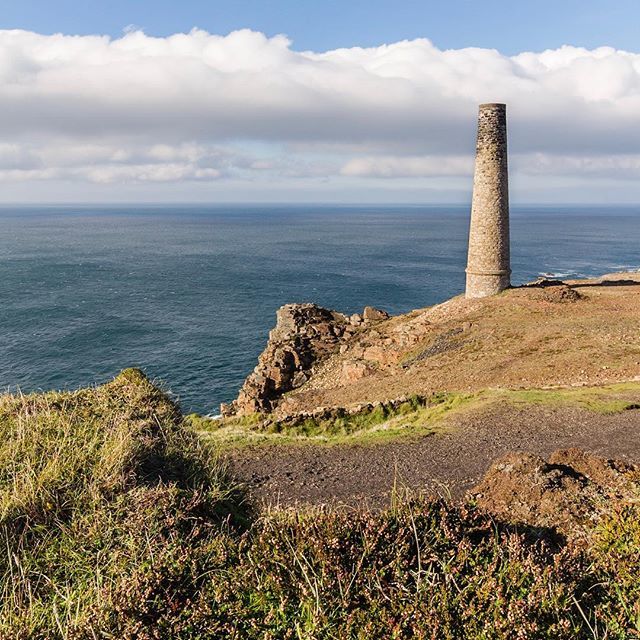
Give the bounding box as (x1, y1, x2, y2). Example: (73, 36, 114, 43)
(1, 201, 640, 208)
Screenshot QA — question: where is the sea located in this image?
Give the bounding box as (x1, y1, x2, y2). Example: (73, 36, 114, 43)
(1, 204, 638, 415)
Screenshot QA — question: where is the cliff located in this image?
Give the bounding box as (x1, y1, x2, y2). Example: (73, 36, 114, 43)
(4, 295, 640, 636)
(223, 302, 389, 416)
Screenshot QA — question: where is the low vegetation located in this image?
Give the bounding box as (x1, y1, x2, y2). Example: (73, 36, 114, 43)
(1, 372, 639, 638)
(208, 499, 640, 639)
(193, 382, 640, 448)
(0, 369, 247, 638)
(187, 393, 468, 447)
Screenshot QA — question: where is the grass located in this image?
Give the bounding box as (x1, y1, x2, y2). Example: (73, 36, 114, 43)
(2, 372, 640, 638)
(0, 369, 248, 638)
(189, 392, 477, 449)
(193, 382, 640, 449)
(500, 382, 640, 414)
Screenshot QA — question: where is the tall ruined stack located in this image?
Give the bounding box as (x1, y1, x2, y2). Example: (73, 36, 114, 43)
(465, 103, 511, 298)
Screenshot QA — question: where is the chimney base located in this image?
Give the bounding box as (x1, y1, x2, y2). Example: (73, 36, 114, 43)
(465, 269, 511, 299)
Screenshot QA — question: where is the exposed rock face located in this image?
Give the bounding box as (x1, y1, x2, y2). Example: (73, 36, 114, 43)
(224, 303, 390, 416)
(363, 306, 390, 322)
(341, 360, 376, 383)
(220, 274, 639, 419)
(470, 449, 639, 537)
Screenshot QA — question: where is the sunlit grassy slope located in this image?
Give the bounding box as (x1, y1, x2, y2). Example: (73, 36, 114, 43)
(192, 382, 640, 448)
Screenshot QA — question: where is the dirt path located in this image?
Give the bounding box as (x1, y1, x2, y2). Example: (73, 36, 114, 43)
(226, 405, 640, 509)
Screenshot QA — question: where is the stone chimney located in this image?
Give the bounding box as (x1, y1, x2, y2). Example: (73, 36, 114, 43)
(465, 103, 511, 298)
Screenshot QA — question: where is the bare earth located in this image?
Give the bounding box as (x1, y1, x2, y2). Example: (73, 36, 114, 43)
(227, 403, 640, 509)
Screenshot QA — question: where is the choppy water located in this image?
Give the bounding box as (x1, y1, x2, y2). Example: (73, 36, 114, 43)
(1, 204, 638, 413)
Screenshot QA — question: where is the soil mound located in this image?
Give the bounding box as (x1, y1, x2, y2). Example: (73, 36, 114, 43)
(523, 278, 583, 303)
(541, 283, 583, 303)
(470, 448, 639, 536)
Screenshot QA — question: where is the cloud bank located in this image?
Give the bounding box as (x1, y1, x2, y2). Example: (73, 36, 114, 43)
(2, 28, 640, 200)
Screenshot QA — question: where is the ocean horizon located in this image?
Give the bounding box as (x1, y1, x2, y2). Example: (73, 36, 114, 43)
(2, 203, 639, 414)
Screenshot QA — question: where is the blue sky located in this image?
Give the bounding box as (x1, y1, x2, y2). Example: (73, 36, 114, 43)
(4, 0, 640, 55)
(2, 1, 640, 203)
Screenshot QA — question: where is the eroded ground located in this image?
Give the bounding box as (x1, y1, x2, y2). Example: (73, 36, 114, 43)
(218, 272, 640, 508)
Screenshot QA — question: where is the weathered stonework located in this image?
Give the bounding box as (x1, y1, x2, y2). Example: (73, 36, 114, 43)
(251, 394, 429, 432)
(465, 103, 511, 298)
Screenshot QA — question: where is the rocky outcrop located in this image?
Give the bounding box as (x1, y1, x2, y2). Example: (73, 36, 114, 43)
(223, 303, 390, 416)
(363, 306, 390, 322)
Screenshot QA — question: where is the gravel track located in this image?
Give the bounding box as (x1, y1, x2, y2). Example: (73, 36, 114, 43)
(226, 405, 640, 509)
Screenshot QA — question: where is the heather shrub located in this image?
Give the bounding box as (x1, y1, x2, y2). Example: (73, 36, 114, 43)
(0, 372, 639, 639)
(588, 504, 640, 638)
(206, 501, 585, 639)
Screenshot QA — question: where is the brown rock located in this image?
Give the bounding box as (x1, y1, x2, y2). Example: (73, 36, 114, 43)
(363, 306, 390, 322)
(219, 401, 236, 417)
(543, 284, 582, 303)
(363, 345, 398, 366)
(228, 303, 350, 416)
(524, 279, 583, 303)
(341, 360, 376, 383)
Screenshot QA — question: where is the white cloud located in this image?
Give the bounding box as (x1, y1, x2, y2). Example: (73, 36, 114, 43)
(341, 155, 473, 178)
(1, 28, 640, 199)
(515, 152, 640, 178)
(0, 140, 249, 183)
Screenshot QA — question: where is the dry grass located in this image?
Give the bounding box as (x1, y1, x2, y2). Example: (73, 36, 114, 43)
(0, 368, 247, 638)
(279, 276, 640, 413)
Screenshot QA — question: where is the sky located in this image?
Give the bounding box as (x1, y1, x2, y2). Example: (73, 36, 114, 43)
(2, 0, 640, 203)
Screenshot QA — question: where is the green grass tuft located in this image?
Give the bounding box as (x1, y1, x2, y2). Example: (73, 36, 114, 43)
(194, 382, 640, 449)
(196, 382, 640, 450)
(194, 393, 479, 448)
(0, 370, 248, 638)
(502, 383, 640, 414)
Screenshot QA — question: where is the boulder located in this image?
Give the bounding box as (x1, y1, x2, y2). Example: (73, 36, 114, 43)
(363, 306, 390, 322)
(341, 360, 376, 383)
(363, 344, 398, 366)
